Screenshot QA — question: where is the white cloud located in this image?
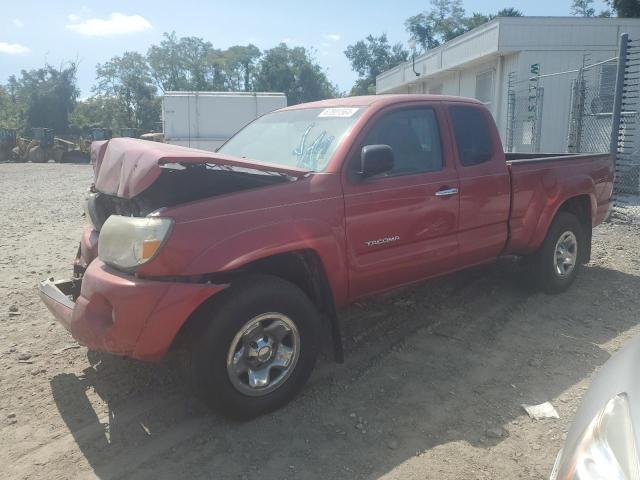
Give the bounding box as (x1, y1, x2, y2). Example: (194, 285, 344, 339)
(68, 14, 79, 22)
(12, 19, 24, 28)
(324, 33, 340, 41)
(66, 12, 152, 36)
(0, 42, 30, 55)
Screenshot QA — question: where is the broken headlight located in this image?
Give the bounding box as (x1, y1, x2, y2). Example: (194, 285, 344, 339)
(553, 394, 640, 480)
(98, 215, 173, 271)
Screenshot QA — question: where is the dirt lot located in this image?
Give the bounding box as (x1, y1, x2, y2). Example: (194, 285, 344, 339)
(1, 163, 640, 480)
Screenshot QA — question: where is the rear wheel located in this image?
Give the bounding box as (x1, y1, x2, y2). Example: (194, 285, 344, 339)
(527, 211, 585, 294)
(191, 275, 320, 419)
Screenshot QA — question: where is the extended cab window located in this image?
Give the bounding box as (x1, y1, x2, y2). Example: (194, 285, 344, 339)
(450, 106, 493, 166)
(360, 108, 443, 176)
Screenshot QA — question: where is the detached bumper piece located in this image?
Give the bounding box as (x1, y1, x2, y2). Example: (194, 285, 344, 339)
(39, 278, 79, 330)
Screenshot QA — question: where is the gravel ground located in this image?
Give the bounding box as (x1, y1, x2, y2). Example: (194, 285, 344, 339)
(1, 163, 640, 480)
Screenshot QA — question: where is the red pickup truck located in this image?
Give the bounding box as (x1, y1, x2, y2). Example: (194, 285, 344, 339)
(40, 95, 613, 418)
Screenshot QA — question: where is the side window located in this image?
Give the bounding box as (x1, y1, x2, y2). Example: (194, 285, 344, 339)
(449, 106, 493, 166)
(360, 108, 443, 176)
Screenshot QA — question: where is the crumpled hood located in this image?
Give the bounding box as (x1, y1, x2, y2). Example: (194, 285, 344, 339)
(91, 138, 310, 199)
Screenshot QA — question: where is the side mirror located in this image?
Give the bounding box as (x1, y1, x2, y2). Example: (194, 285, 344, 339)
(360, 144, 394, 178)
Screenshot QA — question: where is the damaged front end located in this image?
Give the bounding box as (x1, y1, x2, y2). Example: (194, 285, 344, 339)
(84, 162, 296, 231)
(39, 138, 310, 360)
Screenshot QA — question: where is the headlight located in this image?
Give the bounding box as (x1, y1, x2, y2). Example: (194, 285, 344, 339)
(554, 394, 640, 480)
(98, 215, 173, 271)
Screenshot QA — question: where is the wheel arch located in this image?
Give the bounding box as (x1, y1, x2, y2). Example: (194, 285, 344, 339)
(533, 193, 594, 263)
(174, 249, 344, 362)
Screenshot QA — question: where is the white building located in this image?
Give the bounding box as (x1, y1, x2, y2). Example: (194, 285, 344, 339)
(376, 17, 640, 153)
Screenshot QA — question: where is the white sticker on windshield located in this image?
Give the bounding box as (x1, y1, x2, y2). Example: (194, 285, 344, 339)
(318, 107, 359, 118)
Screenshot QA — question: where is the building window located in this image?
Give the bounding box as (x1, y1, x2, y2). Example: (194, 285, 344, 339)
(475, 70, 494, 106)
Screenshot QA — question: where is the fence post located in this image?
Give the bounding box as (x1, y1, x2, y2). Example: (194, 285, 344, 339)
(610, 33, 628, 163)
(575, 69, 585, 153)
(534, 86, 544, 153)
(567, 80, 579, 152)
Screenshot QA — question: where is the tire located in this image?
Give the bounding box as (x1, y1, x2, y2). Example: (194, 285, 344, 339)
(527, 211, 585, 294)
(191, 274, 321, 419)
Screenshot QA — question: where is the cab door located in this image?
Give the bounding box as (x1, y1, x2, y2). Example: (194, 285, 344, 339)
(342, 104, 460, 300)
(448, 105, 511, 266)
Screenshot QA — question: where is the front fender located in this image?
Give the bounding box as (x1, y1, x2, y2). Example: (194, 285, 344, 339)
(183, 218, 349, 306)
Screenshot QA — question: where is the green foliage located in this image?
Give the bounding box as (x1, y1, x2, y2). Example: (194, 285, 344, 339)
(69, 95, 128, 133)
(345, 2, 523, 94)
(572, 0, 596, 16)
(608, 0, 640, 17)
(253, 44, 338, 104)
(404, 1, 523, 53)
(496, 8, 524, 16)
(224, 44, 261, 91)
(344, 34, 409, 95)
(94, 52, 160, 131)
(0, 85, 21, 129)
(147, 32, 262, 92)
(2, 31, 339, 136)
(465, 13, 491, 31)
(1, 63, 79, 134)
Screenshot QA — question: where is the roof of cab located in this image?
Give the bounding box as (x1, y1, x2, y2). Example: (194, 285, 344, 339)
(279, 94, 483, 111)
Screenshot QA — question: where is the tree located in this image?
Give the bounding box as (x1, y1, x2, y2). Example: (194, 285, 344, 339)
(0, 85, 20, 129)
(254, 44, 338, 104)
(147, 32, 226, 91)
(572, 0, 596, 16)
(464, 13, 491, 31)
(147, 32, 261, 92)
(4, 63, 79, 133)
(405, 0, 467, 51)
(607, 0, 640, 17)
(95, 52, 160, 130)
(496, 8, 523, 16)
(344, 34, 409, 95)
(69, 95, 127, 133)
(224, 44, 261, 91)
(405, 2, 523, 53)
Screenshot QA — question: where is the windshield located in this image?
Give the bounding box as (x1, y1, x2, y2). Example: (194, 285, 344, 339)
(218, 107, 365, 172)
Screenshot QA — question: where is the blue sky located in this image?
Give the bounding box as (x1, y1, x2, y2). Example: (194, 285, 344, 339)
(1, 0, 610, 96)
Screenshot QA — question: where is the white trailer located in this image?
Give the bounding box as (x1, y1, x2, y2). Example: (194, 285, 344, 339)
(162, 91, 287, 151)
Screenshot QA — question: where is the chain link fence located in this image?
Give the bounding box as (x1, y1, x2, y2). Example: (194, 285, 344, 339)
(505, 35, 640, 223)
(567, 58, 619, 154)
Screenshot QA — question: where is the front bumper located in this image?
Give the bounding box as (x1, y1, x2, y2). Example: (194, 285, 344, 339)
(39, 259, 227, 361)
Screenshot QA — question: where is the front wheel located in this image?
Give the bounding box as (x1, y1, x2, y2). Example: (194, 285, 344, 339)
(191, 275, 320, 419)
(527, 211, 585, 294)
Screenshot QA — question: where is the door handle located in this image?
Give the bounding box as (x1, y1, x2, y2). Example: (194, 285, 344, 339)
(435, 187, 459, 197)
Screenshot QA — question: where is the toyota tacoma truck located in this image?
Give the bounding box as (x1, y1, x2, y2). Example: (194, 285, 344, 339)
(39, 95, 614, 418)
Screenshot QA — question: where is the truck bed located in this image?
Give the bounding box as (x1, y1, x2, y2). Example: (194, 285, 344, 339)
(504, 151, 614, 256)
